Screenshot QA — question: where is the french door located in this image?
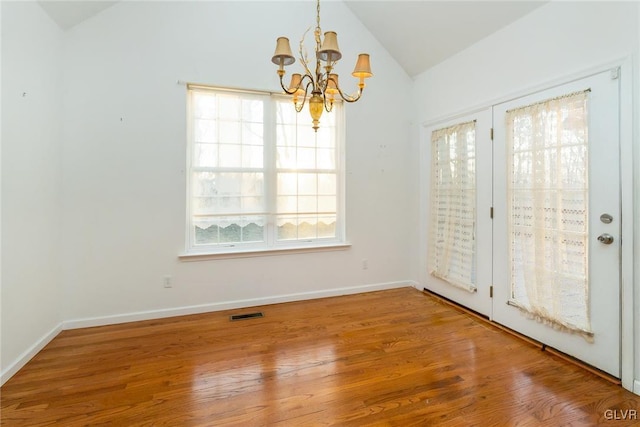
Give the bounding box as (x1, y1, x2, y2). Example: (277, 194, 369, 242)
(493, 70, 620, 377)
(422, 110, 493, 317)
(423, 69, 621, 377)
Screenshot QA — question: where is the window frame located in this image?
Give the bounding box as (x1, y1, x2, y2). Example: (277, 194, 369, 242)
(183, 84, 347, 258)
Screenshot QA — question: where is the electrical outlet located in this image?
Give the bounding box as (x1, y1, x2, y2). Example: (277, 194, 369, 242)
(163, 275, 172, 288)
(362, 259, 369, 270)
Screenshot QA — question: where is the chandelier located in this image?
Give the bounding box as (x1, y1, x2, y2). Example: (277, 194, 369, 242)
(271, 0, 373, 131)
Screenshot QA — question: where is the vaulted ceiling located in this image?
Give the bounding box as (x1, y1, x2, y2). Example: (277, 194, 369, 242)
(37, 1, 118, 30)
(344, 1, 545, 77)
(37, 0, 546, 78)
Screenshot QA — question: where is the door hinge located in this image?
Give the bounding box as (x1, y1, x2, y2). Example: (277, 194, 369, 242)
(610, 67, 620, 80)
(490, 127, 494, 140)
(490, 207, 494, 219)
(490, 285, 494, 298)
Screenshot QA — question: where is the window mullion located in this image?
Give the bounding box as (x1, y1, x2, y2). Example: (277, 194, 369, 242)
(336, 103, 346, 242)
(186, 90, 196, 251)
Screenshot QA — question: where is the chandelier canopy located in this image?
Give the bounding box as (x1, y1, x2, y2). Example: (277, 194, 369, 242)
(271, 0, 372, 131)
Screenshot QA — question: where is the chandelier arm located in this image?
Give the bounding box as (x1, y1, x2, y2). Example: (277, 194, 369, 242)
(279, 74, 299, 96)
(299, 73, 315, 87)
(300, 73, 316, 101)
(322, 74, 337, 112)
(335, 85, 364, 103)
(305, 80, 315, 95)
(293, 79, 316, 113)
(323, 93, 334, 113)
(294, 95, 306, 113)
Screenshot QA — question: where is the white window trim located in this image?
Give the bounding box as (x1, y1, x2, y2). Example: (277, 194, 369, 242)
(178, 242, 351, 261)
(182, 84, 347, 258)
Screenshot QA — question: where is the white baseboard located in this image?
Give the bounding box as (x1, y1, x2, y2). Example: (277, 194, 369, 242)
(63, 281, 412, 330)
(1, 323, 62, 386)
(634, 380, 640, 396)
(1, 281, 411, 385)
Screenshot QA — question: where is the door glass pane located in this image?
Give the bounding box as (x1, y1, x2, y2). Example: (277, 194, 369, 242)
(506, 91, 591, 336)
(428, 121, 477, 292)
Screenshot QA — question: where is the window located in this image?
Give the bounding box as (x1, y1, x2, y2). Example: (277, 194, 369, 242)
(428, 121, 477, 292)
(186, 85, 344, 255)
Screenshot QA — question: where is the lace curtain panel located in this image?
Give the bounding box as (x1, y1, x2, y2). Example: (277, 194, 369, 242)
(506, 90, 593, 337)
(428, 121, 476, 292)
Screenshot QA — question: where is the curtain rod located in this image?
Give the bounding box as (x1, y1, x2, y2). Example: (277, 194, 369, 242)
(506, 88, 591, 114)
(177, 80, 275, 96)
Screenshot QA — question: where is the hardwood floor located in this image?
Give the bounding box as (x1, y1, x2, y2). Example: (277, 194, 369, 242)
(2, 287, 640, 426)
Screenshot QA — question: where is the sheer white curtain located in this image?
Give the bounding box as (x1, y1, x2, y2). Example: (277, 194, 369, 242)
(506, 90, 592, 337)
(428, 121, 476, 292)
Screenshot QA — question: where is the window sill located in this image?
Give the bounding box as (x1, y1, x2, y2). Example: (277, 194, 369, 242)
(179, 242, 352, 262)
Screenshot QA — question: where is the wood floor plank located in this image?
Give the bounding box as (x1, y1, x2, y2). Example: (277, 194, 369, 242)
(2, 287, 640, 426)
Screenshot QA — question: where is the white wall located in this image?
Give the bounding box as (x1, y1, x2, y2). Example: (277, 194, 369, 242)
(1, 2, 64, 381)
(635, 1, 640, 395)
(413, 1, 638, 390)
(59, 1, 414, 323)
(414, 2, 637, 120)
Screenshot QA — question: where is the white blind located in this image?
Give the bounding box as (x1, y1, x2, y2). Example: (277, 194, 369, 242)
(428, 121, 477, 292)
(506, 90, 592, 337)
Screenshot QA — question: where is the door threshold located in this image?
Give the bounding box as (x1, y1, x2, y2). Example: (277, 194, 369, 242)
(421, 288, 621, 386)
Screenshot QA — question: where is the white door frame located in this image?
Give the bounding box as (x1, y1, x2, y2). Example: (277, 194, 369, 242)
(418, 57, 635, 392)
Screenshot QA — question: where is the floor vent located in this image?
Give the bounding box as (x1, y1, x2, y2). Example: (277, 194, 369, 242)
(230, 312, 264, 321)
